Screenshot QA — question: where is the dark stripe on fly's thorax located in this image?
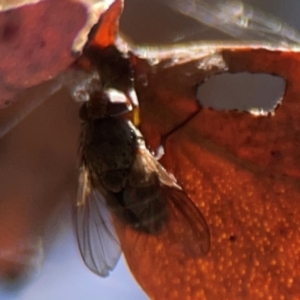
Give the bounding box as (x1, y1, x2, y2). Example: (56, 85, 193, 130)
(81, 117, 137, 190)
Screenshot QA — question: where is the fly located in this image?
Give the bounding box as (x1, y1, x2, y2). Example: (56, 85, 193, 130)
(72, 0, 210, 276)
(74, 73, 210, 277)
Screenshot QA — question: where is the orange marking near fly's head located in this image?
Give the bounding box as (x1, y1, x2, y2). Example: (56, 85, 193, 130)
(89, 0, 124, 48)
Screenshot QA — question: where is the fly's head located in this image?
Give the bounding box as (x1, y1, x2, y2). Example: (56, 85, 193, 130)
(79, 89, 109, 122)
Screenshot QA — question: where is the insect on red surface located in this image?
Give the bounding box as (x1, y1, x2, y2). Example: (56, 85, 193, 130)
(73, 0, 210, 277)
(1, 0, 300, 299)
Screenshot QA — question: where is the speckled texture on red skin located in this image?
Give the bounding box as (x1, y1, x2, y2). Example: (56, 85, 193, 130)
(113, 46, 300, 299)
(2, 0, 300, 297)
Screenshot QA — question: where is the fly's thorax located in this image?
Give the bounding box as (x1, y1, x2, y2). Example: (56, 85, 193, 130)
(81, 117, 137, 193)
(128, 122, 181, 190)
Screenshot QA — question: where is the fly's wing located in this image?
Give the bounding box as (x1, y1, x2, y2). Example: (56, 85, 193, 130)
(160, 186, 210, 257)
(74, 166, 121, 277)
(130, 148, 210, 257)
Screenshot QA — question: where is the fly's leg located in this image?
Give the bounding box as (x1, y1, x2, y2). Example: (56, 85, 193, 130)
(154, 106, 203, 160)
(126, 88, 140, 127)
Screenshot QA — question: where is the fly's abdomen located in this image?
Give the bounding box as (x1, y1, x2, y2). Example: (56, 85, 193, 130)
(122, 176, 168, 234)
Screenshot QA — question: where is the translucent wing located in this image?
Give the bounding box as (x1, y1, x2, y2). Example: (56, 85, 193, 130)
(160, 0, 300, 45)
(74, 166, 121, 277)
(130, 148, 210, 257)
(161, 186, 210, 257)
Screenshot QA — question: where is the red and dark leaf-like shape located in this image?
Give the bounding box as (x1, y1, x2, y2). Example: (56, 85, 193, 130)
(0, 0, 87, 107)
(88, 0, 123, 48)
(118, 45, 300, 299)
